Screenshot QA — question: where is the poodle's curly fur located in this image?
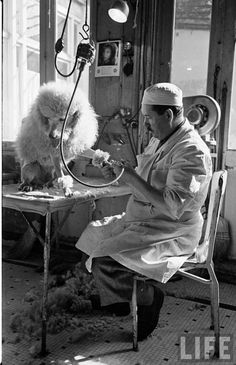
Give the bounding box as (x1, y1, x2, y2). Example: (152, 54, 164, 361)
(16, 81, 98, 195)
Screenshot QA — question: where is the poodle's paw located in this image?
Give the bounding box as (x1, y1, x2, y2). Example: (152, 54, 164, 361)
(58, 176, 73, 197)
(18, 182, 34, 192)
(18, 182, 43, 192)
(63, 186, 73, 197)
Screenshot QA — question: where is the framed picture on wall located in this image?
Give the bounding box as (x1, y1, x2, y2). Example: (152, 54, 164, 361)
(95, 40, 122, 77)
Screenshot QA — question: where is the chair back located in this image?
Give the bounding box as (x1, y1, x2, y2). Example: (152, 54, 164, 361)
(197, 170, 227, 263)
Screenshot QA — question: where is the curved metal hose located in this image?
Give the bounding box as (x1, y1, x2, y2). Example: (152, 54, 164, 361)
(59, 66, 124, 188)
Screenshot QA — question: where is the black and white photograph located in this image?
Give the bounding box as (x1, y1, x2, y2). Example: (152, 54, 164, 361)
(95, 40, 121, 77)
(1, 0, 236, 364)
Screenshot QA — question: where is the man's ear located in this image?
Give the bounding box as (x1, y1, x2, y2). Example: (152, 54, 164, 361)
(164, 108, 173, 122)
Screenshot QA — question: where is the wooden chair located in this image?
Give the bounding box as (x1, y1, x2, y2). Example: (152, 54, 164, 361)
(132, 170, 228, 355)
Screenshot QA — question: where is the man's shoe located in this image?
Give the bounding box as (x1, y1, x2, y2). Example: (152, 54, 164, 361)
(90, 295, 130, 316)
(105, 302, 130, 316)
(137, 286, 164, 341)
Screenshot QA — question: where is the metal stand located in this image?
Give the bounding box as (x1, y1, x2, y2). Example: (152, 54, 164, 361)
(41, 212, 51, 356)
(132, 277, 138, 351)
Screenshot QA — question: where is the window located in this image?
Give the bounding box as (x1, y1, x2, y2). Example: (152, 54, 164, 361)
(3, 0, 40, 142)
(171, 0, 212, 96)
(2, 0, 89, 142)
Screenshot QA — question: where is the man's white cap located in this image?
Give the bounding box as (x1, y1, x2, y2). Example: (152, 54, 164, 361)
(142, 82, 183, 108)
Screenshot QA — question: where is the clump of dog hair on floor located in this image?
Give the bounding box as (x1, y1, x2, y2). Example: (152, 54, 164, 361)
(9, 263, 97, 339)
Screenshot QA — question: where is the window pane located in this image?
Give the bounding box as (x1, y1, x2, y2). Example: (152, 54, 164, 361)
(26, 50, 40, 109)
(3, 0, 40, 141)
(74, 21, 80, 55)
(27, 50, 39, 73)
(171, 0, 212, 96)
(228, 51, 236, 149)
(26, 0, 40, 42)
(56, 60, 69, 79)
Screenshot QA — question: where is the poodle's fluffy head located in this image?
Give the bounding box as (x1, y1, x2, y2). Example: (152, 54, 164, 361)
(33, 81, 98, 153)
(37, 81, 79, 119)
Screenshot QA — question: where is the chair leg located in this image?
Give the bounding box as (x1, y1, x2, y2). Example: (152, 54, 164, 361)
(132, 277, 138, 351)
(209, 264, 220, 358)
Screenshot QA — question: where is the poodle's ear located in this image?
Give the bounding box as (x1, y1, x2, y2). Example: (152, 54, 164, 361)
(41, 114, 50, 128)
(70, 110, 80, 129)
(37, 106, 50, 130)
(21, 117, 27, 125)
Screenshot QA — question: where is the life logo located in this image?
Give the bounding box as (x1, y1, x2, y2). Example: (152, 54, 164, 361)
(179, 334, 234, 361)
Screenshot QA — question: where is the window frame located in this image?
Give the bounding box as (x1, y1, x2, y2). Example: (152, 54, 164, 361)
(39, 0, 56, 85)
(206, 0, 236, 169)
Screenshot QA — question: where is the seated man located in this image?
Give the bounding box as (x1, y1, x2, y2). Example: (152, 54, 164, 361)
(76, 83, 212, 340)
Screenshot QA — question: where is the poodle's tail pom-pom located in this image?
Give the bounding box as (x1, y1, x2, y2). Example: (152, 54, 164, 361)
(92, 149, 110, 168)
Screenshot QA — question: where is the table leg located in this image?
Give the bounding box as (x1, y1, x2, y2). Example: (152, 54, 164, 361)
(41, 212, 51, 356)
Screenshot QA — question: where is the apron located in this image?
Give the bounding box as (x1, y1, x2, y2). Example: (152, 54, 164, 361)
(76, 120, 212, 283)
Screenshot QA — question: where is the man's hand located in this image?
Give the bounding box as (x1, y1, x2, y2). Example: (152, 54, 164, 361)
(113, 161, 137, 184)
(100, 160, 137, 185)
(100, 164, 116, 180)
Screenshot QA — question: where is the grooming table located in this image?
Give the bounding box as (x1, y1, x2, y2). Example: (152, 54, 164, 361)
(2, 179, 131, 356)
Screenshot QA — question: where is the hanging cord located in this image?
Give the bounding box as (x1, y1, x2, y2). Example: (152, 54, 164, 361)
(54, 0, 78, 77)
(60, 0, 72, 39)
(56, 1, 124, 188)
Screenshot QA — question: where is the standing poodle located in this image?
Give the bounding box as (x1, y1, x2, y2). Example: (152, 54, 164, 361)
(15, 81, 98, 197)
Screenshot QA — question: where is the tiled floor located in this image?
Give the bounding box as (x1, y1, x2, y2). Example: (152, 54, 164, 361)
(2, 262, 236, 365)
